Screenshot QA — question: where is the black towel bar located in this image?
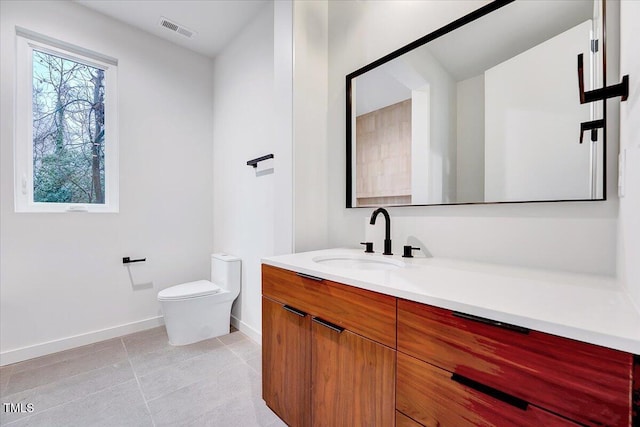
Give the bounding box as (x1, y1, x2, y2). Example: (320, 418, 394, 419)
(247, 154, 274, 168)
(123, 257, 146, 264)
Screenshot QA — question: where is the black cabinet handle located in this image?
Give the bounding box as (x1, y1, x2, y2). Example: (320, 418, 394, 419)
(452, 311, 530, 335)
(296, 272, 324, 282)
(283, 305, 307, 317)
(312, 317, 344, 333)
(451, 373, 529, 411)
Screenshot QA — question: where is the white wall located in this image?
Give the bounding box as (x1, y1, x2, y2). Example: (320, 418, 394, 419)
(0, 1, 214, 364)
(456, 74, 485, 202)
(328, 0, 618, 276)
(212, 3, 281, 340)
(412, 88, 430, 204)
(618, 0, 640, 310)
(484, 20, 593, 202)
(402, 49, 458, 204)
(293, 0, 329, 252)
(354, 67, 411, 116)
(273, 0, 294, 257)
(212, 0, 329, 338)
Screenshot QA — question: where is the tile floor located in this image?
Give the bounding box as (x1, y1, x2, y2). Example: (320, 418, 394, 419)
(0, 327, 286, 427)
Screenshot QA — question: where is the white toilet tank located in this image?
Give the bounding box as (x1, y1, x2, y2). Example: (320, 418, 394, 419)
(211, 253, 241, 296)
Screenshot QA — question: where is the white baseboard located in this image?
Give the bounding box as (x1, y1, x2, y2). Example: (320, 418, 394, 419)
(230, 315, 261, 344)
(0, 316, 164, 366)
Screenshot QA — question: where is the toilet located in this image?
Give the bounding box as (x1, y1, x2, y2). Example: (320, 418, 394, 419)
(158, 253, 241, 345)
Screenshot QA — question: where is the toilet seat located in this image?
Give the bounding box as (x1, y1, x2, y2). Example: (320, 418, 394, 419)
(158, 280, 221, 301)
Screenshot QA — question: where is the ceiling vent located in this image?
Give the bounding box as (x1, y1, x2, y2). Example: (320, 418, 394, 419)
(159, 17, 195, 39)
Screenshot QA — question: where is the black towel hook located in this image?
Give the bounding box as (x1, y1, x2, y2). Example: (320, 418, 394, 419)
(578, 53, 629, 104)
(579, 119, 604, 144)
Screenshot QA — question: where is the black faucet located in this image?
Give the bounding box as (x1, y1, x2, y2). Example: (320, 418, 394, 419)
(370, 207, 392, 255)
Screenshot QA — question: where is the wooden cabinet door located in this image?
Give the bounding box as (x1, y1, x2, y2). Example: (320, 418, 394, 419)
(262, 297, 311, 427)
(311, 317, 395, 427)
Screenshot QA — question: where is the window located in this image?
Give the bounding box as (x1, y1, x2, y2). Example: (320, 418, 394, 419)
(15, 28, 118, 212)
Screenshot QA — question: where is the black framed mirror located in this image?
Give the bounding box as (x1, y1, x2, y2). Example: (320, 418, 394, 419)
(346, 0, 607, 208)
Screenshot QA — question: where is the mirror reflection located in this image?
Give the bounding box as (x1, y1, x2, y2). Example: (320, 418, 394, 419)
(348, 0, 604, 208)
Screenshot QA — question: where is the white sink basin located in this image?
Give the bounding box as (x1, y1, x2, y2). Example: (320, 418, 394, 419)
(312, 254, 405, 271)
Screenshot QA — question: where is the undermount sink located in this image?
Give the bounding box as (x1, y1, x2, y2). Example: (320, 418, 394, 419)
(312, 254, 405, 271)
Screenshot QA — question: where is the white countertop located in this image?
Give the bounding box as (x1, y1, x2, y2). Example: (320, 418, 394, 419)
(262, 248, 640, 354)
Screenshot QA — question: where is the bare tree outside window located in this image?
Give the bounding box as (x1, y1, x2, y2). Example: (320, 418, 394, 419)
(32, 50, 105, 204)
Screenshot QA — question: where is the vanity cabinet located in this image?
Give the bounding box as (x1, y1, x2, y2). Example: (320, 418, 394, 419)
(262, 265, 396, 427)
(262, 263, 637, 427)
(396, 299, 634, 427)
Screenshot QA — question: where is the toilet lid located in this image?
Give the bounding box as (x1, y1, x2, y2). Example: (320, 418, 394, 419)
(158, 280, 221, 301)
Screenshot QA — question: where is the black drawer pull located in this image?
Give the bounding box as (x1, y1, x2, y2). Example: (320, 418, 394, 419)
(283, 305, 307, 317)
(312, 317, 344, 333)
(451, 373, 529, 411)
(296, 272, 324, 282)
(452, 311, 530, 335)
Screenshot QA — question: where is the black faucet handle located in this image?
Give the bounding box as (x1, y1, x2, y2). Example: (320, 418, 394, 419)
(360, 242, 374, 253)
(402, 245, 420, 258)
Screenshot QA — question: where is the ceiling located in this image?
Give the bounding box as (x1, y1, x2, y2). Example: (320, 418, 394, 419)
(354, 0, 595, 114)
(75, 0, 269, 58)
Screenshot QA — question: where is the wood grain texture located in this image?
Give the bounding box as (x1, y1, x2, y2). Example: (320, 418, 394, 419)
(356, 195, 411, 207)
(311, 321, 396, 427)
(355, 98, 411, 202)
(262, 297, 311, 427)
(396, 411, 423, 427)
(633, 355, 639, 427)
(262, 265, 396, 348)
(397, 299, 633, 427)
(397, 352, 581, 427)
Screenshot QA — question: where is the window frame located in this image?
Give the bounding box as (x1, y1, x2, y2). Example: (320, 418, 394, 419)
(14, 29, 119, 213)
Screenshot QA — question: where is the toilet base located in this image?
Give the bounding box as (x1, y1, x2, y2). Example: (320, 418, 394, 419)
(161, 294, 234, 346)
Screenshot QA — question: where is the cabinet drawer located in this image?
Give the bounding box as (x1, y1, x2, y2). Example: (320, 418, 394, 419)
(262, 265, 396, 348)
(396, 411, 422, 427)
(397, 299, 632, 427)
(397, 352, 581, 427)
